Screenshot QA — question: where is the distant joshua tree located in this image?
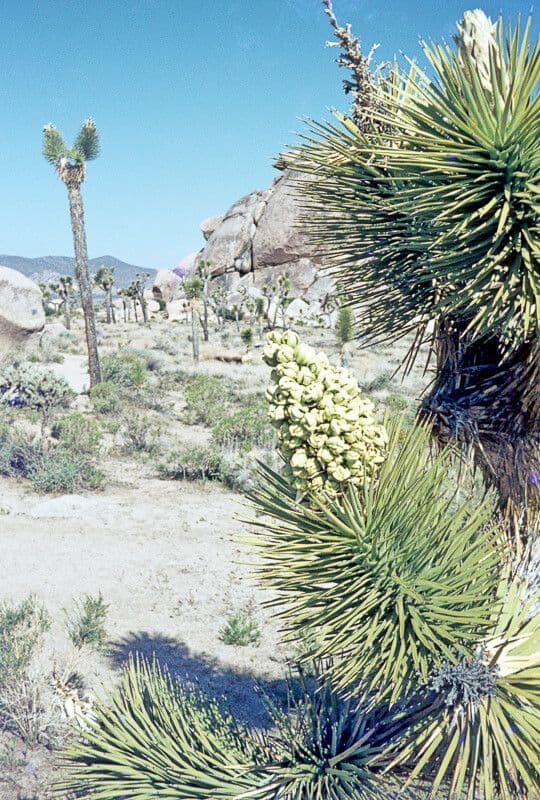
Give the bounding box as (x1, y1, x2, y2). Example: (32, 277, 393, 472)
(94, 265, 116, 324)
(42, 119, 101, 386)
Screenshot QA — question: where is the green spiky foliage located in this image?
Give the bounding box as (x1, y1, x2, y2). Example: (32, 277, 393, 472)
(387, 577, 540, 800)
(57, 656, 267, 799)
(247, 420, 501, 702)
(260, 666, 422, 800)
(43, 118, 99, 165)
(57, 657, 420, 800)
(284, 12, 540, 542)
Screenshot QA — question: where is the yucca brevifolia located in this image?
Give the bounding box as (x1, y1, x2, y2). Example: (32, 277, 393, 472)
(184, 275, 204, 363)
(117, 287, 130, 322)
(129, 272, 150, 324)
(196, 258, 213, 341)
(94, 265, 116, 324)
(43, 119, 101, 386)
(49, 274, 74, 329)
(284, 8, 539, 553)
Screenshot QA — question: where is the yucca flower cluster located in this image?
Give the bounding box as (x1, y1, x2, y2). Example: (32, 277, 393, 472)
(263, 330, 387, 495)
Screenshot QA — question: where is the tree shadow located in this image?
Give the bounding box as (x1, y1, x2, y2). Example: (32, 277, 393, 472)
(108, 631, 289, 729)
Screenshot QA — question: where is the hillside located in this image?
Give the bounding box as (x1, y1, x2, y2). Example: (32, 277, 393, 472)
(0, 254, 156, 287)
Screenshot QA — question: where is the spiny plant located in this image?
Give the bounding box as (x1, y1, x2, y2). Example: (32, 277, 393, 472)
(57, 657, 420, 799)
(388, 577, 540, 800)
(94, 264, 116, 324)
(247, 417, 501, 701)
(284, 7, 540, 552)
(336, 304, 354, 348)
(220, 613, 261, 647)
(0, 362, 74, 434)
(43, 118, 101, 386)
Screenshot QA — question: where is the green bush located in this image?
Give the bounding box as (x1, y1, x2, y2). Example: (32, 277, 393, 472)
(29, 448, 104, 493)
(219, 613, 261, 647)
(65, 593, 109, 652)
(51, 412, 103, 455)
(158, 446, 224, 481)
(0, 596, 50, 679)
(182, 374, 230, 426)
(122, 414, 159, 453)
(0, 362, 74, 429)
(211, 399, 274, 451)
(0, 423, 41, 479)
(90, 381, 121, 414)
(101, 352, 147, 387)
(336, 305, 354, 345)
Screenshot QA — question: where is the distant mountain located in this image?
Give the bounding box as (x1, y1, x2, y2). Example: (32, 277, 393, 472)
(0, 255, 156, 287)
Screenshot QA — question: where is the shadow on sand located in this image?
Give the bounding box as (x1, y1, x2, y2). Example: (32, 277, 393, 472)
(108, 631, 290, 728)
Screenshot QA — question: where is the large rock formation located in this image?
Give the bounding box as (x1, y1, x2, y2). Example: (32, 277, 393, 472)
(0, 266, 45, 349)
(191, 169, 333, 310)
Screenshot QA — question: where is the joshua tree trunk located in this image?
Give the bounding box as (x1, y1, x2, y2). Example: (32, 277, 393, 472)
(191, 302, 200, 364)
(66, 181, 101, 386)
(421, 317, 539, 557)
(108, 288, 116, 323)
(62, 299, 71, 330)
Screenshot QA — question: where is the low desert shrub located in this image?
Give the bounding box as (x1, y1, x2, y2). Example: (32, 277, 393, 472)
(51, 412, 103, 455)
(65, 593, 109, 653)
(89, 381, 121, 414)
(211, 399, 274, 451)
(29, 448, 104, 493)
(0, 596, 51, 678)
(101, 352, 147, 388)
(158, 446, 224, 481)
(220, 613, 261, 647)
(0, 362, 74, 431)
(122, 414, 160, 453)
(182, 374, 230, 425)
(0, 423, 42, 479)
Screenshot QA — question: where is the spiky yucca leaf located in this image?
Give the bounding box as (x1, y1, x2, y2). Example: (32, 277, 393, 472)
(256, 665, 419, 800)
(42, 123, 67, 164)
(387, 578, 540, 800)
(57, 658, 417, 800)
(57, 656, 266, 799)
(248, 420, 501, 702)
(285, 17, 540, 352)
(74, 117, 100, 161)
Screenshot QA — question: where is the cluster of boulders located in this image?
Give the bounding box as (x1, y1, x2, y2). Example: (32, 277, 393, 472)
(153, 169, 335, 325)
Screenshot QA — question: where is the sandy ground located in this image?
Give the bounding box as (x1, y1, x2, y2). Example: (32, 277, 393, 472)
(0, 463, 288, 721)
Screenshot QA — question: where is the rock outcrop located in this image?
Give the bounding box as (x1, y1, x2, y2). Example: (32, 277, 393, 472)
(182, 169, 334, 314)
(0, 266, 45, 349)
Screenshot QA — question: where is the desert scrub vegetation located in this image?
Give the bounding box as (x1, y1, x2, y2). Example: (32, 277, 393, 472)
(0, 361, 74, 433)
(181, 373, 231, 425)
(211, 398, 273, 451)
(89, 380, 121, 414)
(51, 411, 103, 455)
(101, 351, 147, 387)
(0, 414, 104, 494)
(219, 613, 261, 647)
(64, 593, 109, 653)
(158, 445, 224, 481)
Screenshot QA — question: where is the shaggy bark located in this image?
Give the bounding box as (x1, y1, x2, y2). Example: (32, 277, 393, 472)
(421, 318, 539, 556)
(65, 177, 101, 386)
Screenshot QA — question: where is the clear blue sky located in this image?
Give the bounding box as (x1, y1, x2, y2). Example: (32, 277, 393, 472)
(0, 0, 536, 270)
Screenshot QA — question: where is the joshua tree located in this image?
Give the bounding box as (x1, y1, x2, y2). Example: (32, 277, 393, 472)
(183, 276, 204, 363)
(285, 7, 540, 555)
(42, 119, 101, 386)
(48, 275, 75, 330)
(195, 259, 213, 341)
(129, 272, 150, 325)
(118, 287, 131, 322)
(94, 265, 116, 324)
